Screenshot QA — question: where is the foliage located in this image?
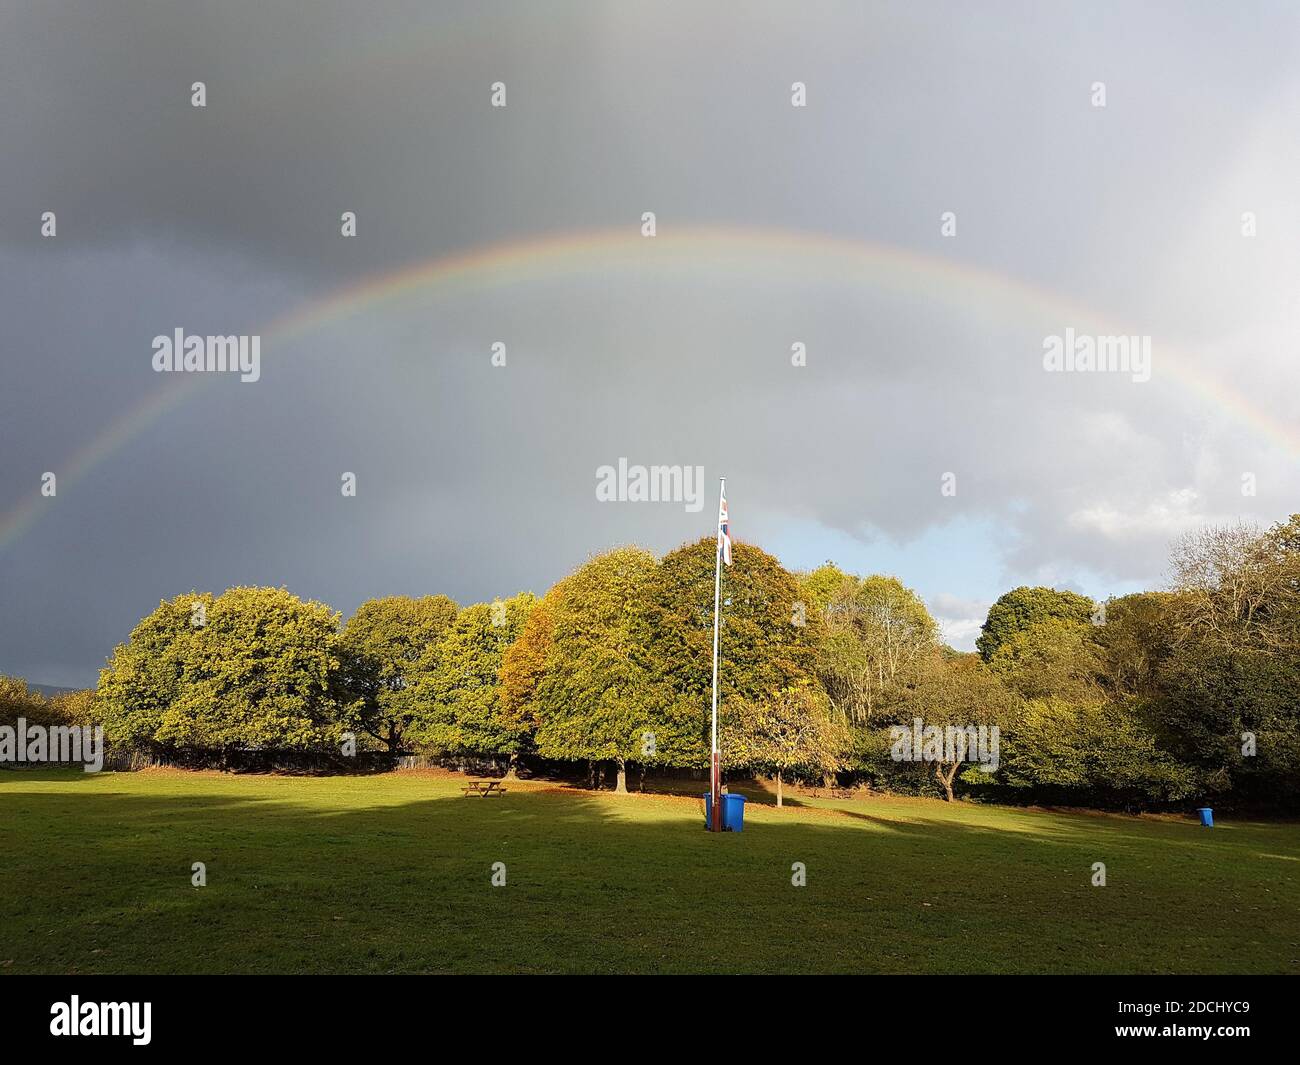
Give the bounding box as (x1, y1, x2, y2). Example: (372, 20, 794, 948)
(1094, 591, 1179, 699)
(99, 587, 344, 752)
(721, 683, 850, 803)
(68, 511, 1300, 811)
(894, 651, 1013, 800)
(97, 592, 212, 747)
(0, 676, 78, 730)
(529, 548, 688, 783)
(410, 594, 537, 761)
(803, 567, 937, 723)
(986, 617, 1102, 702)
(976, 586, 1095, 662)
(651, 537, 822, 711)
(337, 594, 459, 751)
(996, 696, 1197, 807)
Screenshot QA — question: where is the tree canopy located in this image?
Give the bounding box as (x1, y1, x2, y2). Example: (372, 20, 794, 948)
(976, 586, 1095, 662)
(338, 594, 459, 752)
(74, 512, 1300, 812)
(411, 594, 537, 764)
(99, 587, 344, 752)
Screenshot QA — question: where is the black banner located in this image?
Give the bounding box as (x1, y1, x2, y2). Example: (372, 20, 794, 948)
(0, 975, 1290, 1052)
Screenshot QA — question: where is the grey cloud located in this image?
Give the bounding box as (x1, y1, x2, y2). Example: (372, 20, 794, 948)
(3, 1, 1299, 684)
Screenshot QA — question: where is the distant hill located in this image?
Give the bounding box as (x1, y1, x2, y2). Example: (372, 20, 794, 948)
(29, 683, 82, 698)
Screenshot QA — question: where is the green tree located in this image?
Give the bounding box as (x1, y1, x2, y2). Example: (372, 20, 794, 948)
(803, 567, 937, 723)
(798, 562, 854, 614)
(976, 586, 1095, 662)
(721, 684, 849, 806)
(99, 587, 346, 754)
(899, 651, 1013, 801)
(411, 594, 537, 773)
(1094, 591, 1179, 699)
(650, 537, 822, 713)
(338, 594, 459, 752)
(98, 592, 212, 748)
(998, 696, 1197, 807)
(1157, 516, 1300, 805)
(530, 547, 683, 791)
(987, 617, 1102, 702)
(50, 688, 98, 726)
(0, 675, 64, 730)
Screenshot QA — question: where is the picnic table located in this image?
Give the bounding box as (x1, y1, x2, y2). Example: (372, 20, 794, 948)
(462, 779, 507, 797)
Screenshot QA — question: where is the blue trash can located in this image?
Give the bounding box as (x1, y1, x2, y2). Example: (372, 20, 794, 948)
(703, 792, 746, 831)
(723, 793, 746, 832)
(1197, 807, 1214, 828)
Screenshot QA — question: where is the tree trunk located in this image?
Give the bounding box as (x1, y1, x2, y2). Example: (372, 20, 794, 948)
(615, 759, 628, 794)
(504, 752, 519, 781)
(776, 769, 784, 808)
(936, 762, 957, 802)
(638, 763, 646, 792)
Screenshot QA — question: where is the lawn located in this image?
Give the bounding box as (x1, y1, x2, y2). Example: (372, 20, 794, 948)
(1, 769, 1297, 974)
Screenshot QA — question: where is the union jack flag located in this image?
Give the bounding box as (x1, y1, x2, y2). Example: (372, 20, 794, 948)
(718, 490, 732, 566)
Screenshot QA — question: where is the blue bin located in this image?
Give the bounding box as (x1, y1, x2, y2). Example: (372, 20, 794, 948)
(703, 792, 746, 831)
(723, 793, 746, 832)
(1197, 807, 1214, 828)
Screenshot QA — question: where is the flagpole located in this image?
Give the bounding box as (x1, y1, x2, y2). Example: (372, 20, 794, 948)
(710, 476, 725, 833)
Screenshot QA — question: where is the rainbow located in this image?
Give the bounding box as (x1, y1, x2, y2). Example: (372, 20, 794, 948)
(3, 224, 1296, 553)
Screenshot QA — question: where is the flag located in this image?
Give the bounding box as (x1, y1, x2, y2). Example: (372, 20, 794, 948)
(718, 489, 732, 566)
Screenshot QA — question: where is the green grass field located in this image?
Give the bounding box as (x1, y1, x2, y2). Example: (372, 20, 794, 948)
(2, 769, 1297, 974)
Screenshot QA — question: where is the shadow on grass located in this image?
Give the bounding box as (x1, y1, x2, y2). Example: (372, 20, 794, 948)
(2, 769, 1297, 975)
(633, 774, 817, 809)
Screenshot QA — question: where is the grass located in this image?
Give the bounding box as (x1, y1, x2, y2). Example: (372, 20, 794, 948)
(1, 768, 1297, 974)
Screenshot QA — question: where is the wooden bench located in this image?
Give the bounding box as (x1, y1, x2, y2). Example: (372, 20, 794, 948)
(462, 779, 506, 797)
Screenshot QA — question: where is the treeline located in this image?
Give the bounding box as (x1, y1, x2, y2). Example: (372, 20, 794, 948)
(0, 678, 96, 733)
(7, 514, 1299, 811)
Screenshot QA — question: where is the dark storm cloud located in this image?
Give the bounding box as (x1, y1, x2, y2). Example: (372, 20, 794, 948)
(3, 1, 1300, 684)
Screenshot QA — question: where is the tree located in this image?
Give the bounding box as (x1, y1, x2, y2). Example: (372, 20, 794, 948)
(1170, 517, 1300, 657)
(998, 696, 1196, 807)
(986, 617, 1102, 702)
(50, 688, 98, 726)
(529, 547, 682, 792)
(0, 675, 63, 730)
(899, 651, 1013, 801)
(338, 594, 458, 752)
(651, 537, 822, 711)
(410, 594, 537, 772)
(1157, 517, 1300, 805)
(1094, 591, 1179, 699)
(976, 586, 1095, 662)
(99, 587, 346, 754)
(721, 685, 849, 806)
(798, 562, 853, 614)
(98, 592, 213, 748)
(803, 567, 937, 723)
(500, 598, 553, 738)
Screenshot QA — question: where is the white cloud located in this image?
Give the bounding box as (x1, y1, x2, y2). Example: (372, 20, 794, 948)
(1068, 488, 1205, 541)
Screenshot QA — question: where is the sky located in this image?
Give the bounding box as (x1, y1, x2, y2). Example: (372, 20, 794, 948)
(2, 0, 1299, 687)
